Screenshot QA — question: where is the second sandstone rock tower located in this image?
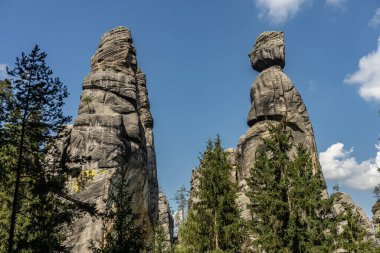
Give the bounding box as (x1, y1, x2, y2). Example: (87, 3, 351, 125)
(235, 31, 323, 219)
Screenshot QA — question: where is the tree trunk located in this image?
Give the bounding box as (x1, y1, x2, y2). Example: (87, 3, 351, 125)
(214, 210, 219, 250)
(7, 123, 26, 253)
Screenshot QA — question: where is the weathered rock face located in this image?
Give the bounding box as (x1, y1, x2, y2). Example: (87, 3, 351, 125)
(248, 31, 285, 73)
(62, 26, 158, 252)
(158, 192, 174, 251)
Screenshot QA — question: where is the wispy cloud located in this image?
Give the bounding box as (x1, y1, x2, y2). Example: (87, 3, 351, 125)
(320, 142, 380, 190)
(325, 0, 346, 9)
(344, 37, 380, 102)
(0, 64, 8, 79)
(369, 7, 380, 28)
(255, 0, 309, 24)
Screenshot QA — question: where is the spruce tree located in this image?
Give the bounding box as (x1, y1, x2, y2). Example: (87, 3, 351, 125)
(247, 121, 335, 253)
(176, 136, 244, 252)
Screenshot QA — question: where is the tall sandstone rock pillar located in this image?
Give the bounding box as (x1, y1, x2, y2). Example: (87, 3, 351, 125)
(235, 31, 323, 219)
(62, 27, 158, 252)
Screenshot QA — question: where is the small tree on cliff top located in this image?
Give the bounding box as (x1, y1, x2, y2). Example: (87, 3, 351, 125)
(176, 136, 245, 252)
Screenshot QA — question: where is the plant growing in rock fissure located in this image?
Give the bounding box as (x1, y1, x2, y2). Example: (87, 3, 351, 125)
(175, 136, 245, 253)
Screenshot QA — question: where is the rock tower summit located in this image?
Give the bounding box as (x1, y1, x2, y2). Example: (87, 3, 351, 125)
(61, 26, 158, 252)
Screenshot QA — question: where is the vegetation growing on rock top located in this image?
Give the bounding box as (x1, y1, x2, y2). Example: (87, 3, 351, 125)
(175, 136, 245, 253)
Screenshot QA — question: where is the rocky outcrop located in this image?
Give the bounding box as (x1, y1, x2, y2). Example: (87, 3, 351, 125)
(234, 31, 323, 220)
(333, 192, 375, 241)
(158, 192, 174, 252)
(61, 26, 158, 252)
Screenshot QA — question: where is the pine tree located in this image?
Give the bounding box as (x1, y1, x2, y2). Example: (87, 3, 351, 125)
(247, 121, 335, 253)
(174, 185, 189, 226)
(176, 136, 245, 252)
(0, 45, 82, 252)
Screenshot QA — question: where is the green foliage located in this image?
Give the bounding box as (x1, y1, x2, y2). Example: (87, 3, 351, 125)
(374, 185, 380, 200)
(174, 185, 189, 225)
(91, 159, 146, 253)
(176, 136, 245, 253)
(247, 121, 336, 253)
(0, 45, 85, 252)
(153, 220, 168, 253)
(333, 184, 340, 194)
(334, 193, 374, 253)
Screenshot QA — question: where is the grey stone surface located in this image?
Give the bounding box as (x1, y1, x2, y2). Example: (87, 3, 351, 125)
(249, 31, 285, 72)
(158, 192, 174, 252)
(61, 26, 158, 252)
(188, 169, 200, 209)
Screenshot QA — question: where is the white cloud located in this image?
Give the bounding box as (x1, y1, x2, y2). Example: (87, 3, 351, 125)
(255, 0, 309, 24)
(325, 0, 346, 8)
(0, 64, 8, 79)
(344, 37, 380, 102)
(369, 7, 380, 28)
(319, 142, 380, 190)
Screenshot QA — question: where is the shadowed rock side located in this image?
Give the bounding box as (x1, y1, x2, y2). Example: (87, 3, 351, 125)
(61, 26, 158, 252)
(158, 192, 174, 251)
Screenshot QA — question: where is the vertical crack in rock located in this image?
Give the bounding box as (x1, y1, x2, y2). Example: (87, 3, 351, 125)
(61, 26, 158, 252)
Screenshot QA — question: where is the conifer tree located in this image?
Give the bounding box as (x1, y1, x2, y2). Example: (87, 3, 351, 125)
(174, 185, 189, 226)
(176, 136, 244, 252)
(91, 158, 146, 253)
(153, 220, 167, 253)
(247, 121, 335, 253)
(0, 45, 82, 252)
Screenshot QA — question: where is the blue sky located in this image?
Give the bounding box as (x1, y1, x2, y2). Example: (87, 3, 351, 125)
(1, 0, 380, 218)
